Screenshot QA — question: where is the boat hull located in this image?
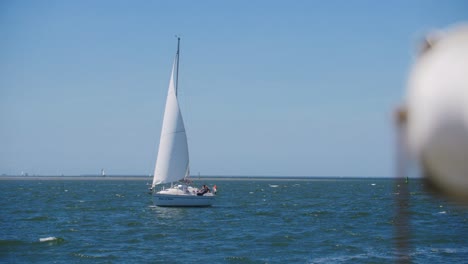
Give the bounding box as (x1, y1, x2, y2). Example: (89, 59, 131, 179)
(153, 193, 215, 207)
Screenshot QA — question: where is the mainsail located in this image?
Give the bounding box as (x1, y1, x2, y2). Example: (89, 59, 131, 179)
(152, 41, 189, 187)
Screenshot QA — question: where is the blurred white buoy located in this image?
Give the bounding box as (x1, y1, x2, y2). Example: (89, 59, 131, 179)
(405, 23, 468, 202)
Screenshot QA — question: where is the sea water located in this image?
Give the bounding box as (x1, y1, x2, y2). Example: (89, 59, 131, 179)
(0, 178, 467, 263)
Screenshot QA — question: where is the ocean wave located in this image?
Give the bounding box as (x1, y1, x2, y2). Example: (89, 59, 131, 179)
(38, 236, 65, 244)
(0, 239, 26, 246)
(71, 252, 118, 260)
(24, 216, 50, 221)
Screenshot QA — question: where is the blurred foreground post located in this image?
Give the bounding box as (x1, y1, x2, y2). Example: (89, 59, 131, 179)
(394, 108, 411, 264)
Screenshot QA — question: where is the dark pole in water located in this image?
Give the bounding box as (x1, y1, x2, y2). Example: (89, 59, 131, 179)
(394, 108, 411, 264)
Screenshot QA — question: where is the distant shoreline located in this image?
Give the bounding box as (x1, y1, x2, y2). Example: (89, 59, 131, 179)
(0, 176, 398, 181)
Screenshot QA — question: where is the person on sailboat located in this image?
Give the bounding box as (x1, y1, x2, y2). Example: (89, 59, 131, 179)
(197, 185, 210, 196)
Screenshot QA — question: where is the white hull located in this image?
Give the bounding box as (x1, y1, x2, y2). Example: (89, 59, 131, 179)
(153, 193, 215, 207)
(152, 185, 215, 207)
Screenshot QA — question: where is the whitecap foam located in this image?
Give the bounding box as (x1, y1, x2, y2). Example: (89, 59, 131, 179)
(39, 236, 57, 242)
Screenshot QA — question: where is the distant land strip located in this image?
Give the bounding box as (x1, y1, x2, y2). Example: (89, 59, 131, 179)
(0, 175, 396, 181)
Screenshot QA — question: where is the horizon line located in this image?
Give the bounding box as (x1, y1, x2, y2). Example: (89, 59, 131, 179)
(0, 174, 413, 179)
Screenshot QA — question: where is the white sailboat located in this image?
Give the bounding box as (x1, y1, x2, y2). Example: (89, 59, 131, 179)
(150, 38, 215, 207)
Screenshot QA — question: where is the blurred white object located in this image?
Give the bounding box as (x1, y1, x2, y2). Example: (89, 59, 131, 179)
(406, 23, 468, 202)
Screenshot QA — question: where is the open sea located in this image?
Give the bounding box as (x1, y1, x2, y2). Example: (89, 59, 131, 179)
(0, 177, 467, 263)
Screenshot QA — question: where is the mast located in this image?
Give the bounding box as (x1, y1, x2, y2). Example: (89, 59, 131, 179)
(175, 37, 180, 96)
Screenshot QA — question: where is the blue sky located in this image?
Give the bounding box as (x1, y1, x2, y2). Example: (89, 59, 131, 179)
(1, 0, 467, 176)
